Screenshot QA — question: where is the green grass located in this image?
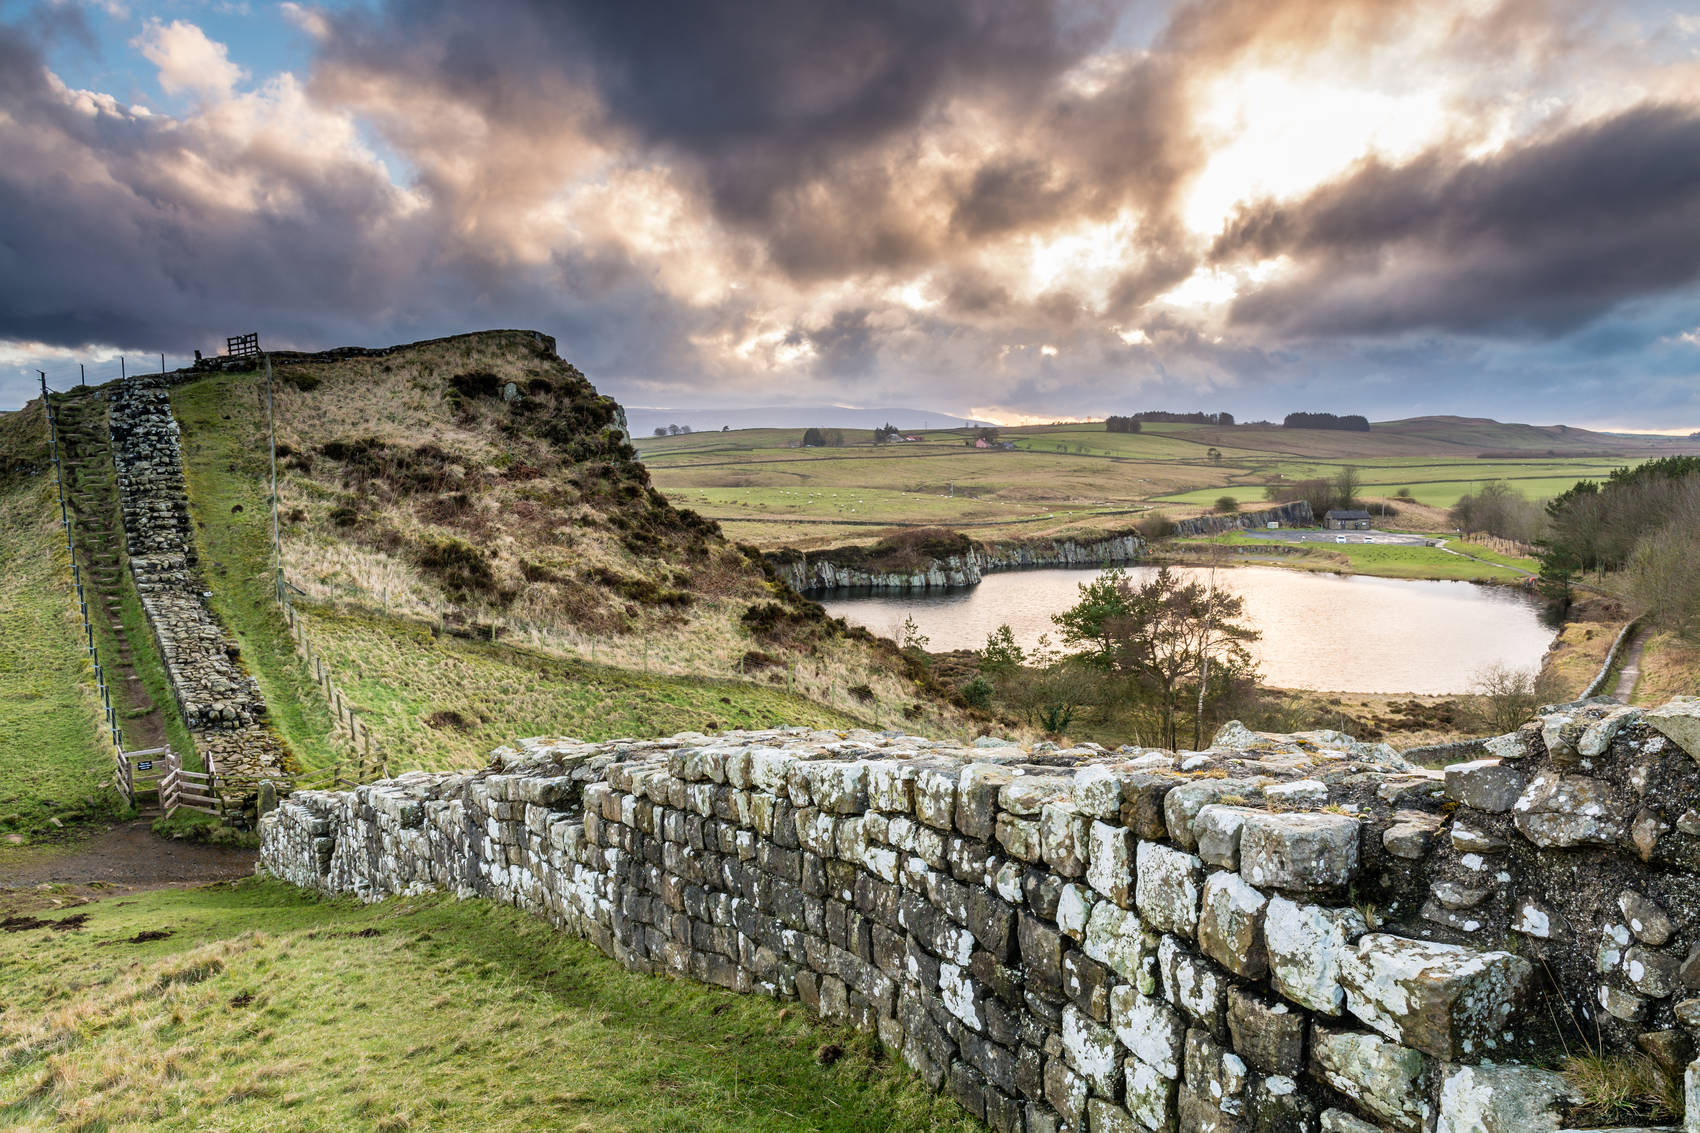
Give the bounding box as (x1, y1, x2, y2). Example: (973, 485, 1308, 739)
(301, 607, 869, 773)
(641, 419, 1689, 551)
(0, 470, 122, 841)
(1181, 533, 1530, 581)
(171, 372, 348, 770)
(0, 880, 980, 1132)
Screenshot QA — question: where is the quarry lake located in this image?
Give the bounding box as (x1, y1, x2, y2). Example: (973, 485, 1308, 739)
(819, 565, 1556, 694)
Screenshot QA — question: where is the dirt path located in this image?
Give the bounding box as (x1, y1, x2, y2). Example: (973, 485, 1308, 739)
(1613, 627, 1647, 702)
(0, 821, 255, 894)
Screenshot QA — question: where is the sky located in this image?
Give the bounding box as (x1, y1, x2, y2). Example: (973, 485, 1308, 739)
(2, 0, 1699, 430)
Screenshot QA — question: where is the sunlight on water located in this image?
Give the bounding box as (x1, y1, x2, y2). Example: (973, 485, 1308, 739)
(820, 566, 1555, 695)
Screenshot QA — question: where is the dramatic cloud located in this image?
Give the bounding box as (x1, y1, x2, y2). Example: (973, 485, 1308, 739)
(1, 0, 1698, 426)
(1213, 103, 1700, 336)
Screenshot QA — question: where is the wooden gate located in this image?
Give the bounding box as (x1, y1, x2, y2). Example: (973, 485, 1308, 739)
(159, 750, 223, 817)
(114, 746, 171, 811)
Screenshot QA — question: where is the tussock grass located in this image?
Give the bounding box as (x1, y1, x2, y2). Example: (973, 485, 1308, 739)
(0, 881, 982, 1132)
(1560, 1053, 1683, 1124)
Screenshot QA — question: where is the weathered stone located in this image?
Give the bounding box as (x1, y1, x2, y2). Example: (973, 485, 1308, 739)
(1264, 779, 1329, 811)
(995, 812, 1043, 862)
(1239, 811, 1360, 893)
(1450, 819, 1510, 854)
(1264, 897, 1369, 1016)
(1644, 698, 1700, 763)
(1434, 1063, 1581, 1133)
(1513, 772, 1628, 848)
(1109, 984, 1186, 1078)
(1123, 1056, 1176, 1130)
(1061, 1004, 1121, 1096)
(1184, 1027, 1249, 1122)
(1227, 986, 1305, 1077)
(1198, 871, 1268, 979)
(1310, 1025, 1432, 1133)
(1082, 899, 1154, 987)
(1135, 841, 1205, 936)
(1018, 913, 1065, 992)
(1194, 804, 1255, 870)
(1382, 811, 1442, 859)
(956, 764, 1012, 840)
(1039, 803, 1091, 877)
(1340, 934, 1533, 1060)
(1056, 882, 1096, 942)
(1063, 950, 1113, 1022)
(1084, 1098, 1140, 1133)
(1445, 759, 1524, 813)
(1086, 820, 1136, 907)
(1579, 705, 1641, 757)
(1320, 1110, 1381, 1133)
(1165, 782, 1247, 851)
(1620, 891, 1676, 947)
(1159, 935, 1227, 1034)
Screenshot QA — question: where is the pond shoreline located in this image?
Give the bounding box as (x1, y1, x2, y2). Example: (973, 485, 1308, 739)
(821, 564, 1557, 696)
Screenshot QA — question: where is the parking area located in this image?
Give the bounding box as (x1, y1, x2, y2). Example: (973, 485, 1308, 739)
(1233, 527, 1437, 546)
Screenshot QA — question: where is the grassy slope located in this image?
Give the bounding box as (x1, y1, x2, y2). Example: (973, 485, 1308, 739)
(0, 407, 120, 842)
(0, 881, 977, 1133)
(644, 418, 1698, 550)
(1166, 532, 1536, 582)
(1630, 631, 1700, 705)
(303, 607, 866, 774)
(173, 373, 348, 771)
(166, 340, 962, 773)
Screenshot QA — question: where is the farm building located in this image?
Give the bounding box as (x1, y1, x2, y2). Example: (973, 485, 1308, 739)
(1323, 508, 1372, 530)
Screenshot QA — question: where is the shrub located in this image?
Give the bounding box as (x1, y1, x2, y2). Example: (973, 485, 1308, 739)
(962, 675, 994, 710)
(1136, 514, 1177, 540)
(1214, 496, 1239, 514)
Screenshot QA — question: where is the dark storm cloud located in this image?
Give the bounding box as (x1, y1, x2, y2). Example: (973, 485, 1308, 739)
(1213, 103, 1700, 336)
(314, 0, 1206, 281)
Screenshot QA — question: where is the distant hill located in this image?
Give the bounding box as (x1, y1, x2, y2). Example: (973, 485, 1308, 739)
(626, 405, 985, 436)
(1176, 414, 1700, 459)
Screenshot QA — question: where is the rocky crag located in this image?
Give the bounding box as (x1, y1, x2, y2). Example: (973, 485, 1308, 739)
(264, 695, 1700, 1132)
(1168, 500, 1315, 538)
(110, 374, 287, 788)
(772, 532, 1145, 594)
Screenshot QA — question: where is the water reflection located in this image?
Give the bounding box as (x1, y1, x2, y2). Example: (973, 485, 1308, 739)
(820, 566, 1555, 695)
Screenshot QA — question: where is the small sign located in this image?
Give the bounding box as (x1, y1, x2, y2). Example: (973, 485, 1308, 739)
(136, 760, 153, 771)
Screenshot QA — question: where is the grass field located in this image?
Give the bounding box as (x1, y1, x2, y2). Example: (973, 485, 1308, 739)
(1160, 532, 1539, 582)
(299, 607, 870, 774)
(0, 470, 118, 842)
(0, 880, 976, 1133)
(1630, 631, 1700, 705)
(173, 374, 351, 771)
(642, 418, 1697, 551)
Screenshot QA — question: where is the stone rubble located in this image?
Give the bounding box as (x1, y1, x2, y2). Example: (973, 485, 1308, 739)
(110, 374, 288, 789)
(262, 701, 1700, 1131)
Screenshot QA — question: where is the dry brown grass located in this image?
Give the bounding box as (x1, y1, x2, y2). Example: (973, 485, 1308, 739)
(1631, 630, 1700, 705)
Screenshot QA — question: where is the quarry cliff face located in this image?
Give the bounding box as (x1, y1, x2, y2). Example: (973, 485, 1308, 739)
(263, 695, 1700, 1132)
(771, 532, 1146, 595)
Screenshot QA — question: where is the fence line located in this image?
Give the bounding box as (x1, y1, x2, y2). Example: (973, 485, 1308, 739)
(38, 374, 124, 756)
(261, 359, 388, 788)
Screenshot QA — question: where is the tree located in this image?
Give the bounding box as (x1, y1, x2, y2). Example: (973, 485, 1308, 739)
(1468, 664, 1564, 734)
(667, 424, 682, 435)
(802, 427, 825, 447)
(1535, 544, 1580, 610)
(1333, 466, 1360, 511)
(1214, 496, 1239, 514)
(1054, 567, 1259, 750)
(1207, 448, 1223, 463)
(980, 624, 1025, 674)
(653, 427, 668, 437)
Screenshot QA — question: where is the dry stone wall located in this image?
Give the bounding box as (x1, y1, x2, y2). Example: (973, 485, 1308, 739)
(262, 696, 1700, 1132)
(110, 374, 287, 787)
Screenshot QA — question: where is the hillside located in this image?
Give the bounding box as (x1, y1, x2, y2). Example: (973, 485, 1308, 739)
(165, 332, 974, 773)
(641, 415, 1700, 550)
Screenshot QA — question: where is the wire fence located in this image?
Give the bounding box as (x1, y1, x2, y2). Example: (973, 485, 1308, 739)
(260, 356, 390, 789)
(37, 373, 124, 755)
